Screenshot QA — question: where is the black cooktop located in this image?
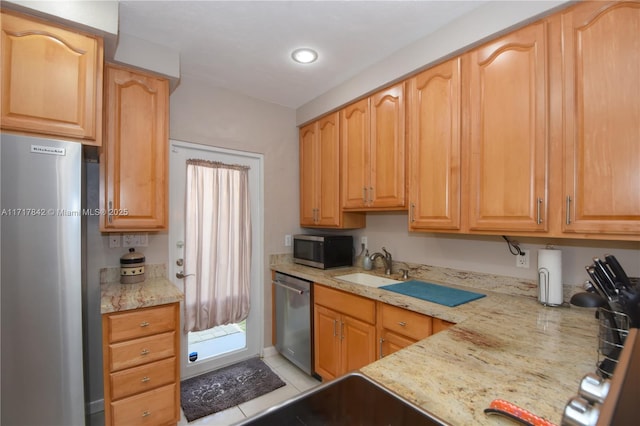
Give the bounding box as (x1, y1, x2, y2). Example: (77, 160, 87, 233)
(234, 373, 447, 426)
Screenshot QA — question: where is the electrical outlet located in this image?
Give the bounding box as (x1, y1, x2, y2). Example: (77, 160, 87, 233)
(122, 234, 137, 248)
(109, 235, 120, 248)
(284, 234, 292, 247)
(360, 236, 368, 250)
(516, 249, 530, 268)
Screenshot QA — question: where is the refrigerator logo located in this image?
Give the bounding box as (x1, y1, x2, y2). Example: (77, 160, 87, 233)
(30, 145, 66, 156)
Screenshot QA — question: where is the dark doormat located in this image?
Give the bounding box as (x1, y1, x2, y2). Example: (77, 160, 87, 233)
(180, 357, 286, 422)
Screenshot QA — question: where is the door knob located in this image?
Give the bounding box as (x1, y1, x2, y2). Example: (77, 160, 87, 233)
(176, 271, 194, 279)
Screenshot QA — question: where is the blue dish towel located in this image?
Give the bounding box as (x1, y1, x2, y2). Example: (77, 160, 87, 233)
(379, 280, 485, 307)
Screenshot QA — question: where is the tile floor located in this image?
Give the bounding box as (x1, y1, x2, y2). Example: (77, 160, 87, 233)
(88, 351, 321, 426)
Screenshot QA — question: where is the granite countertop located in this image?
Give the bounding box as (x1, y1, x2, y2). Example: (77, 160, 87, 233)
(271, 260, 600, 426)
(100, 264, 184, 314)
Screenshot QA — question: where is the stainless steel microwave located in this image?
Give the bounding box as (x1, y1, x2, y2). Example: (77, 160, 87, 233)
(293, 235, 353, 269)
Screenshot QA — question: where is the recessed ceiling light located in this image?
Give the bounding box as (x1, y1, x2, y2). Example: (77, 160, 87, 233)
(291, 48, 318, 64)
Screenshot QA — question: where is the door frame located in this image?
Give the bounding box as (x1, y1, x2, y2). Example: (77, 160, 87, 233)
(168, 139, 264, 379)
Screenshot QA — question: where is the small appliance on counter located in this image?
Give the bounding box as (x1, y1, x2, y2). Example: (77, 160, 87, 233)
(293, 234, 353, 269)
(120, 248, 146, 283)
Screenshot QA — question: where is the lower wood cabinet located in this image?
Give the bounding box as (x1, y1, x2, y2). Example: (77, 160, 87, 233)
(313, 284, 376, 380)
(102, 303, 180, 426)
(313, 284, 457, 379)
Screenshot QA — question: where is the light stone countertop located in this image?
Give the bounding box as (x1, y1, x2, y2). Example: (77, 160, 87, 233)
(271, 260, 600, 426)
(100, 264, 184, 314)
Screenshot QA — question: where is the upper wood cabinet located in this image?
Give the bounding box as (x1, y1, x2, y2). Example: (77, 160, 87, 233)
(466, 21, 549, 233)
(0, 10, 103, 145)
(299, 113, 365, 228)
(561, 1, 640, 236)
(408, 58, 462, 231)
(100, 64, 168, 232)
(341, 83, 406, 210)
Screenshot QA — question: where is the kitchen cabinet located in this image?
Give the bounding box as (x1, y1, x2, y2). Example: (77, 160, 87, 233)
(432, 317, 455, 334)
(560, 1, 640, 236)
(299, 113, 365, 228)
(100, 64, 168, 232)
(341, 83, 406, 210)
(466, 21, 549, 233)
(0, 10, 103, 145)
(102, 303, 180, 426)
(377, 303, 433, 358)
(314, 284, 376, 380)
(408, 58, 462, 231)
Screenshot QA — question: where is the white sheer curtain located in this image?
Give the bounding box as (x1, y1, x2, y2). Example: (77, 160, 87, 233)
(183, 159, 251, 333)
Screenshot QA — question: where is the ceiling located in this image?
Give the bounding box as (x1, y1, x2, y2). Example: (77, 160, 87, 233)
(118, 1, 485, 109)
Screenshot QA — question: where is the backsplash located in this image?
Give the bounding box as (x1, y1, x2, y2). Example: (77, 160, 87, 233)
(270, 254, 583, 302)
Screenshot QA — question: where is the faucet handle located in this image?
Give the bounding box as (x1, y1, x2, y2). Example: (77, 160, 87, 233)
(399, 269, 409, 280)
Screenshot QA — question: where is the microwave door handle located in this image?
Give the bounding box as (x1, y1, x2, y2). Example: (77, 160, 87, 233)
(272, 280, 305, 295)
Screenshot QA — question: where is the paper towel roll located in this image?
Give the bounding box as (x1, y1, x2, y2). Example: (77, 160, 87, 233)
(537, 248, 563, 306)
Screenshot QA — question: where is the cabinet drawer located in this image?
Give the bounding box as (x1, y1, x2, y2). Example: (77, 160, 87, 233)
(380, 304, 432, 341)
(109, 332, 175, 372)
(110, 357, 176, 401)
(380, 329, 415, 359)
(314, 284, 375, 324)
(107, 304, 176, 343)
(110, 383, 177, 426)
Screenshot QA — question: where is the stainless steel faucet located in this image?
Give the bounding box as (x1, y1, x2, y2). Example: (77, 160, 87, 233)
(369, 247, 393, 275)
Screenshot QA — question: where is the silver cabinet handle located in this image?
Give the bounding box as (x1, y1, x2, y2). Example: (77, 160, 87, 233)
(536, 197, 543, 225)
(410, 203, 416, 222)
(272, 280, 305, 295)
(340, 321, 345, 341)
(566, 196, 572, 225)
(398, 321, 407, 327)
(363, 187, 367, 203)
(108, 201, 113, 224)
(379, 338, 384, 359)
(333, 319, 338, 337)
(141, 376, 150, 383)
(142, 411, 151, 417)
(139, 321, 150, 328)
(140, 349, 149, 356)
(369, 186, 374, 204)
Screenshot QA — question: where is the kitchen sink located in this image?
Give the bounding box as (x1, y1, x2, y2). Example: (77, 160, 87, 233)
(335, 272, 402, 287)
(233, 372, 448, 426)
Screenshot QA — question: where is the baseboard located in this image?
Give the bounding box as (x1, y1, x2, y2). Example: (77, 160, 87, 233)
(262, 346, 278, 357)
(86, 398, 104, 415)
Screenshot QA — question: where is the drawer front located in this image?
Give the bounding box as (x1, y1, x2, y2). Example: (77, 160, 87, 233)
(109, 332, 175, 372)
(380, 329, 415, 359)
(107, 304, 176, 343)
(380, 303, 432, 341)
(314, 284, 376, 324)
(110, 357, 176, 401)
(111, 383, 177, 426)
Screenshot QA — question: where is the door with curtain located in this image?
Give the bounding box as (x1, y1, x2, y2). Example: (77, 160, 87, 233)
(169, 139, 264, 379)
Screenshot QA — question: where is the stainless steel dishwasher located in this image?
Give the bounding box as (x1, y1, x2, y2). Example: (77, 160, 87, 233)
(273, 272, 313, 375)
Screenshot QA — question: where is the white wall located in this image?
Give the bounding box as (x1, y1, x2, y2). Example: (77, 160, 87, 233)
(351, 214, 640, 287)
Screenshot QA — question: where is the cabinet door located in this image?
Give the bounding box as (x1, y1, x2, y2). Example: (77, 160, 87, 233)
(101, 65, 168, 231)
(316, 113, 341, 226)
(561, 1, 640, 235)
(432, 317, 455, 334)
(379, 329, 415, 359)
(313, 305, 341, 380)
(0, 11, 103, 144)
(408, 58, 461, 230)
(370, 83, 406, 208)
(340, 315, 376, 375)
(341, 98, 370, 209)
(467, 21, 548, 232)
(299, 122, 318, 226)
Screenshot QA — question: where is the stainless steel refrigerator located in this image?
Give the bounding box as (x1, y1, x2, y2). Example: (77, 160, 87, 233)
(1, 133, 85, 425)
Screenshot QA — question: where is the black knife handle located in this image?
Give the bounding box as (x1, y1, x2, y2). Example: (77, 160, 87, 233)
(604, 254, 631, 288)
(593, 257, 618, 293)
